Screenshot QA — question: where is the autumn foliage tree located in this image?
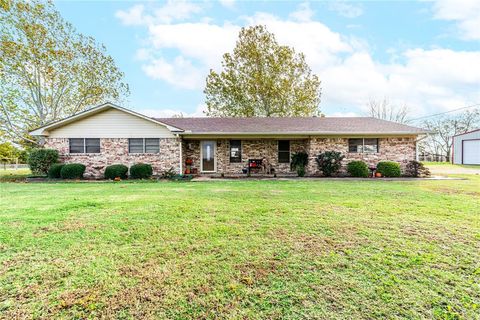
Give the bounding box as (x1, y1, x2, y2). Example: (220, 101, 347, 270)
(204, 25, 321, 117)
(0, 0, 129, 144)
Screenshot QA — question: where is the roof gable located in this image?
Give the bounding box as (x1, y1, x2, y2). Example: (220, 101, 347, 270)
(30, 103, 183, 136)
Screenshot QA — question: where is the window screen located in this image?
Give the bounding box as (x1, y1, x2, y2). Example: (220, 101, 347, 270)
(363, 138, 379, 153)
(145, 138, 160, 153)
(348, 138, 379, 153)
(69, 138, 85, 153)
(85, 138, 100, 153)
(278, 140, 290, 163)
(230, 140, 241, 163)
(129, 138, 144, 153)
(348, 138, 363, 153)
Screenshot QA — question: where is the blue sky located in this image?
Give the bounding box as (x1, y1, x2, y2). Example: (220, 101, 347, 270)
(56, 0, 480, 118)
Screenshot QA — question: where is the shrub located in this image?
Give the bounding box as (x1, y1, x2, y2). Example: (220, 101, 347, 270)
(347, 161, 369, 177)
(60, 163, 86, 179)
(161, 167, 176, 179)
(296, 166, 306, 177)
(47, 163, 64, 178)
(27, 148, 59, 175)
(376, 161, 401, 177)
(130, 163, 153, 179)
(104, 164, 128, 180)
(291, 152, 309, 171)
(405, 160, 430, 177)
(315, 151, 344, 177)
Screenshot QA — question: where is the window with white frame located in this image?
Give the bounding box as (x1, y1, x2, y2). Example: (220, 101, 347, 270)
(128, 138, 160, 153)
(348, 138, 379, 153)
(69, 138, 100, 153)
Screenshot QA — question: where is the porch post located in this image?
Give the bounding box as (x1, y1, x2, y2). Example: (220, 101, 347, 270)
(178, 136, 183, 175)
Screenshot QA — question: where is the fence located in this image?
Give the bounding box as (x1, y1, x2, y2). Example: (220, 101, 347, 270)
(1, 157, 29, 170)
(418, 154, 449, 162)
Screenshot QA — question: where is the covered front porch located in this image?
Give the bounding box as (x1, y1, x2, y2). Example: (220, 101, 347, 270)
(180, 138, 308, 176)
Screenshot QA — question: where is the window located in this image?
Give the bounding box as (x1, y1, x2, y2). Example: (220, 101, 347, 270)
(128, 138, 160, 153)
(69, 138, 100, 154)
(230, 140, 241, 163)
(85, 138, 100, 153)
(348, 138, 379, 153)
(145, 138, 160, 153)
(278, 140, 290, 163)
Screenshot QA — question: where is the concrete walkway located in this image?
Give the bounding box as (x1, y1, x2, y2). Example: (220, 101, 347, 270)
(191, 176, 465, 182)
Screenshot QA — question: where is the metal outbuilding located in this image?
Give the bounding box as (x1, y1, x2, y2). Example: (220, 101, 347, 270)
(452, 129, 480, 165)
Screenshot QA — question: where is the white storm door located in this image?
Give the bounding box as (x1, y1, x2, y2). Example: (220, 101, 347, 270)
(201, 141, 216, 172)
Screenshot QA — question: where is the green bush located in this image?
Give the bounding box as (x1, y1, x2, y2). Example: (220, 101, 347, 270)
(405, 160, 430, 177)
(347, 161, 369, 177)
(376, 161, 401, 177)
(291, 152, 308, 177)
(27, 148, 59, 175)
(315, 151, 344, 177)
(296, 165, 306, 177)
(130, 163, 153, 179)
(291, 152, 309, 170)
(60, 163, 86, 179)
(104, 164, 128, 180)
(47, 163, 64, 178)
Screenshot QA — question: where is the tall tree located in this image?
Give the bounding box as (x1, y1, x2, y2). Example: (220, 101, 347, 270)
(420, 109, 480, 159)
(0, 0, 129, 144)
(204, 25, 321, 117)
(367, 97, 410, 124)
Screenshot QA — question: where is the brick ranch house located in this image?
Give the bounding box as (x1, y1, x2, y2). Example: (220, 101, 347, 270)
(30, 103, 428, 178)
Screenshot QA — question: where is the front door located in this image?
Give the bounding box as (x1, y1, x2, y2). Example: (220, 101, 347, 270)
(201, 140, 216, 172)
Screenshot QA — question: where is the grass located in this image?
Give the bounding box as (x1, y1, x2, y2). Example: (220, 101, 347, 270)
(1, 178, 479, 319)
(0, 169, 34, 182)
(422, 161, 479, 168)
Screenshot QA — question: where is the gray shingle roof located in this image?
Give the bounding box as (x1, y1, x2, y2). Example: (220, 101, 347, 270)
(154, 117, 428, 135)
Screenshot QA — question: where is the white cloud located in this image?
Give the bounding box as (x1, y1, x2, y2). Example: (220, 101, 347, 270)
(142, 56, 204, 90)
(140, 104, 207, 117)
(117, 1, 480, 117)
(219, 0, 235, 9)
(432, 0, 480, 40)
(115, 4, 146, 26)
(328, 1, 363, 18)
(116, 0, 202, 26)
(289, 2, 314, 22)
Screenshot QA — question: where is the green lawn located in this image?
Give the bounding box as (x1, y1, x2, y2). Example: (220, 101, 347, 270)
(1, 178, 479, 319)
(0, 169, 33, 182)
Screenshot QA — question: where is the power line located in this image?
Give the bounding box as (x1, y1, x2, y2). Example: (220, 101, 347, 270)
(410, 103, 480, 122)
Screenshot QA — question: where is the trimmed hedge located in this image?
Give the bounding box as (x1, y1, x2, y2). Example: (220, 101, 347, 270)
(47, 163, 64, 178)
(130, 163, 153, 179)
(60, 163, 86, 179)
(376, 161, 401, 177)
(104, 164, 128, 180)
(347, 161, 369, 177)
(27, 148, 59, 175)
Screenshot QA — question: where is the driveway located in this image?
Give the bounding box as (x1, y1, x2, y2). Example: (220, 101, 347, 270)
(427, 164, 480, 175)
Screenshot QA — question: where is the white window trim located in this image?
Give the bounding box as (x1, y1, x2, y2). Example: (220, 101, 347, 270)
(349, 138, 379, 154)
(69, 138, 100, 154)
(128, 138, 160, 154)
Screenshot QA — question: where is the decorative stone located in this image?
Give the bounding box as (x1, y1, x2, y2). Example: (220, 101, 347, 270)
(45, 136, 416, 177)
